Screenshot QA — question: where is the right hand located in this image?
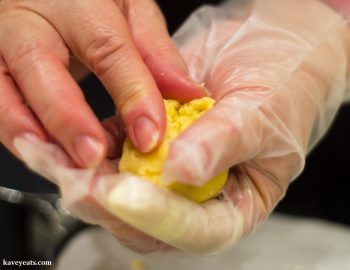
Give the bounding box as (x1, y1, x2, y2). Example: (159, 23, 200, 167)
(0, 0, 206, 167)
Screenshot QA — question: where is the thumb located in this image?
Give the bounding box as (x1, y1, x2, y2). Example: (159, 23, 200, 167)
(124, 0, 207, 102)
(162, 78, 307, 187)
(162, 93, 265, 186)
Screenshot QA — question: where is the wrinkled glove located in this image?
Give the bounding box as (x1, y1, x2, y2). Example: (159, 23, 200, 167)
(14, 0, 350, 254)
(324, 0, 350, 102)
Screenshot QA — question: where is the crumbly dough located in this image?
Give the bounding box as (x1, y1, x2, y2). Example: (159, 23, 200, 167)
(130, 259, 146, 270)
(119, 97, 228, 203)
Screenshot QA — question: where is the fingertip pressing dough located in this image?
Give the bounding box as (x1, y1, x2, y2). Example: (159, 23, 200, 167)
(118, 97, 228, 203)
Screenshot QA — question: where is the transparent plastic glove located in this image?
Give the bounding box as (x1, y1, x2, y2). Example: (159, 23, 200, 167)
(14, 0, 350, 254)
(323, 0, 350, 102)
(14, 132, 173, 254)
(160, 0, 350, 250)
(112, 0, 350, 252)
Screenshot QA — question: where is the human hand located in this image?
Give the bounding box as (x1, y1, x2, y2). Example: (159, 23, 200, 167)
(105, 0, 350, 252)
(0, 0, 205, 167)
(13, 0, 350, 254)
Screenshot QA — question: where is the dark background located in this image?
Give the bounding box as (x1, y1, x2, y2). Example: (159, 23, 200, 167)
(0, 0, 349, 260)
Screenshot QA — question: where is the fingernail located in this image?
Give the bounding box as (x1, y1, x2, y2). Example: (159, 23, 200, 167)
(13, 132, 41, 160)
(133, 116, 159, 153)
(178, 67, 207, 94)
(171, 65, 208, 96)
(193, 81, 211, 96)
(182, 74, 210, 98)
(74, 135, 104, 168)
(17, 132, 40, 143)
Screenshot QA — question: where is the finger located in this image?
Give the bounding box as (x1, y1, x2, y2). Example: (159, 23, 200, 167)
(14, 134, 172, 253)
(33, 0, 167, 153)
(163, 86, 309, 187)
(14, 134, 281, 254)
(162, 93, 265, 186)
(87, 174, 174, 253)
(124, 0, 207, 101)
(172, 8, 243, 84)
(106, 173, 281, 253)
(0, 56, 47, 158)
(107, 175, 235, 253)
(101, 117, 125, 159)
(1, 13, 107, 167)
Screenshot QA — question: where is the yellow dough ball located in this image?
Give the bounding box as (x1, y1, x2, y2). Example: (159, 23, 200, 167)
(119, 97, 228, 203)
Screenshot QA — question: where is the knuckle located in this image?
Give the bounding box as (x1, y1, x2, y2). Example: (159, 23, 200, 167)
(40, 98, 78, 133)
(85, 34, 130, 77)
(8, 40, 44, 68)
(216, 112, 238, 138)
(8, 39, 69, 79)
(116, 85, 146, 112)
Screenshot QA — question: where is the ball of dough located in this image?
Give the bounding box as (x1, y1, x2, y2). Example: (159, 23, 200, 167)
(119, 97, 228, 203)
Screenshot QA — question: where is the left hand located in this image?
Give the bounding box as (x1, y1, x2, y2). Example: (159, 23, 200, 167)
(106, 0, 350, 253)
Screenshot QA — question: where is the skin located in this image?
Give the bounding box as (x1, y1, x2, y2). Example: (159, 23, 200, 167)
(0, 0, 206, 168)
(5, 0, 350, 254)
(326, 0, 350, 15)
(107, 0, 350, 252)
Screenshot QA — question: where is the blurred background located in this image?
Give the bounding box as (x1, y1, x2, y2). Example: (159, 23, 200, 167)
(0, 0, 349, 268)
